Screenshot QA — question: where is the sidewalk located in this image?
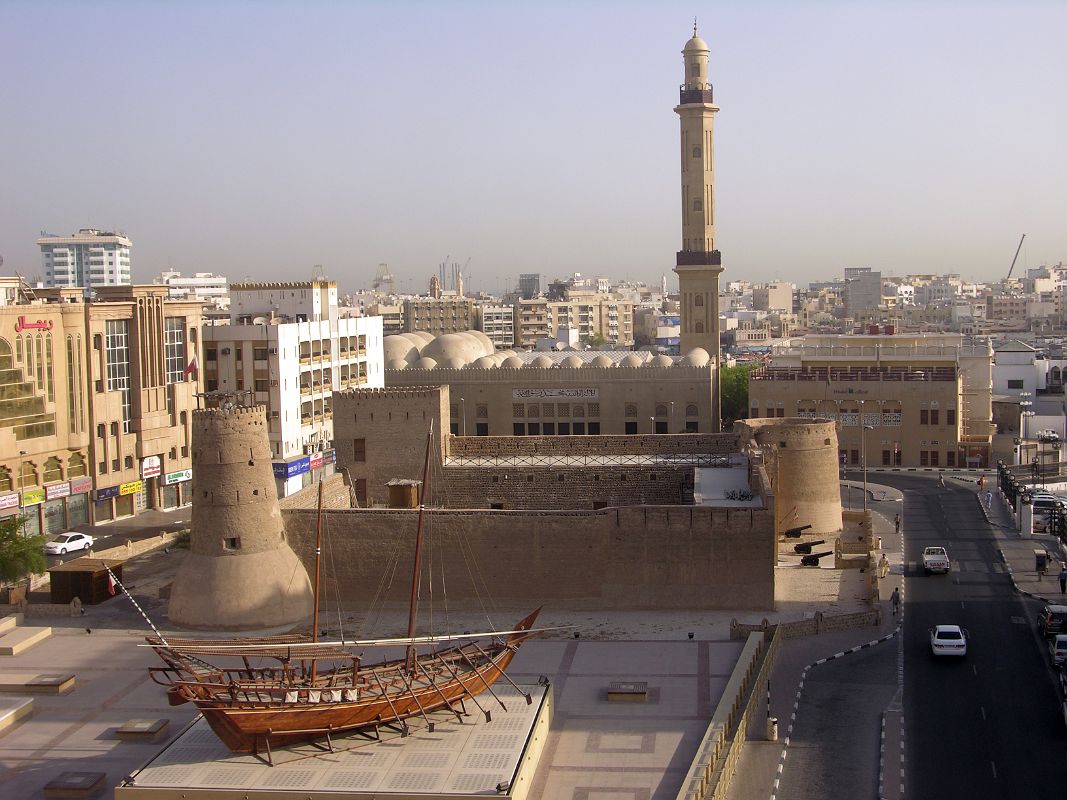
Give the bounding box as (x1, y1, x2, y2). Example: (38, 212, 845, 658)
(980, 489, 1067, 604)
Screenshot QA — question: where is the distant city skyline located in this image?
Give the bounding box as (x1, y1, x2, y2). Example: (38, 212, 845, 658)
(1, 1, 1065, 294)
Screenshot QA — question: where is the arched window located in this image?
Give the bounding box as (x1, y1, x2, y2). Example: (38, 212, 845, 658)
(43, 456, 63, 484)
(67, 453, 86, 478)
(0, 466, 11, 493)
(695, 295, 704, 307)
(625, 404, 638, 418)
(686, 404, 698, 417)
(695, 322, 704, 333)
(655, 404, 668, 417)
(20, 461, 37, 489)
(1052, 366, 1062, 385)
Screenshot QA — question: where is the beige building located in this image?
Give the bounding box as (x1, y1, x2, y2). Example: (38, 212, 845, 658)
(383, 331, 718, 437)
(0, 285, 203, 535)
(748, 332, 994, 468)
(403, 297, 477, 336)
(752, 282, 793, 313)
(548, 295, 634, 347)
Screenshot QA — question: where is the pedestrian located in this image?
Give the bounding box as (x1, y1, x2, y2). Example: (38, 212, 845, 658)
(938, 472, 946, 488)
(1059, 565, 1067, 594)
(978, 475, 986, 491)
(879, 553, 890, 578)
(890, 587, 900, 616)
(894, 513, 901, 534)
(985, 490, 993, 508)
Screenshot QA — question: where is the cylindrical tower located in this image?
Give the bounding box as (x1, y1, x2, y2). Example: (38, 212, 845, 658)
(169, 405, 313, 630)
(741, 418, 844, 537)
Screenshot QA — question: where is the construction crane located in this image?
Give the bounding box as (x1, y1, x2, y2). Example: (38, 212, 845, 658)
(1005, 234, 1026, 281)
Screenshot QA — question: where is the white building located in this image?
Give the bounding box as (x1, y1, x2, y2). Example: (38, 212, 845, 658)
(478, 304, 515, 349)
(38, 228, 132, 290)
(156, 270, 228, 303)
(203, 279, 384, 496)
(992, 340, 1043, 397)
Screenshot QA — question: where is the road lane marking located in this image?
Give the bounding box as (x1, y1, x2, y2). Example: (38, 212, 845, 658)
(991, 761, 997, 779)
(973, 664, 978, 676)
(981, 706, 986, 720)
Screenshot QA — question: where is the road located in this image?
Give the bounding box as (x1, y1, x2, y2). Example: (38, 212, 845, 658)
(42, 506, 191, 567)
(889, 475, 1067, 799)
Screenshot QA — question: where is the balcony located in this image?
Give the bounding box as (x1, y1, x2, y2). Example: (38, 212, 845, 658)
(678, 84, 714, 104)
(675, 249, 722, 267)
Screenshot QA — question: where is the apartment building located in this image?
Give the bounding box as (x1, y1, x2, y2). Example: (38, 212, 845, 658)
(478, 304, 516, 349)
(38, 229, 132, 290)
(403, 297, 477, 336)
(203, 280, 384, 496)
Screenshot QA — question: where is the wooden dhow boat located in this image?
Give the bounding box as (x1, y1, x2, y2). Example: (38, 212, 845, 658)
(141, 423, 544, 757)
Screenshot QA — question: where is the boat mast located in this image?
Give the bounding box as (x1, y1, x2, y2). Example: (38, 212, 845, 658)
(406, 421, 434, 672)
(310, 478, 325, 683)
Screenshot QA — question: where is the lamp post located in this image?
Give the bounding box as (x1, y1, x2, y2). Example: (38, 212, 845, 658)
(18, 450, 26, 536)
(1020, 392, 1033, 441)
(458, 397, 466, 436)
(650, 416, 656, 434)
(861, 425, 875, 512)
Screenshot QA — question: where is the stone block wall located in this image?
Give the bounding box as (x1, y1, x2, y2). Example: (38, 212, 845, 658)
(278, 474, 351, 510)
(282, 504, 775, 611)
(448, 432, 738, 459)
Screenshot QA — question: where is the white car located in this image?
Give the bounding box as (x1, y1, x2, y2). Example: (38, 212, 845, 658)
(930, 624, 968, 657)
(922, 546, 951, 575)
(44, 532, 95, 555)
(1050, 635, 1067, 668)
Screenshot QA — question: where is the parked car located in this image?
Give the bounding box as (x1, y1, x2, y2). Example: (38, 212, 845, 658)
(930, 624, 968, 657)
(1039, 604, 1067, 637)
(43, 532, 95, 555)
(1050, 635, 1067, 668)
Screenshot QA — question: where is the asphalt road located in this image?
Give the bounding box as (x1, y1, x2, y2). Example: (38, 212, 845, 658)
(884, 475, 1067, 799)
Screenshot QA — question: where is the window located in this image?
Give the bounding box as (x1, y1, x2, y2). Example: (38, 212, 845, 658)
(476, 422, 488, 436)
(558, 422, 570, 435)
(947, 451, 956, 467)
(224, 536, 241, 551)
(920, 450, 929, 466)
(894, 450, 902, 466)
(164, 318, 186, 384)
(253, 348, 268, 361)
(947, 409, 956, 426)
(930, 409, 940, 425)
(206, 348, 217, 361)
(851, 449, 859, 465)
(513, 423, 525, 435)
(0, 467, 11, 493)
(573, 422, 585, 435)
(254, 379, 269, 392)
(1007, 379, 1024, 389)
(882, 450, 891, 466)
(695, 295, 704, 307)
(207, 379, 219, 391)
(43, 456, 62, 484)
(450, 422, 459, 435)
(693, 198, 703, 211)
(625, 421, 638, 434)
(692, 146, 701, 158)
(543, 422, 556, 435)
(527, 423, 540, 435)
(589, 422, 600, 435)
(105, 320, 132, 432)
(920, 409, 929, 425)
(930, 451, 940, 467)
(125, 456, 133, 469)
(353, 439, 366, 463)
(685, 421, 698, 432)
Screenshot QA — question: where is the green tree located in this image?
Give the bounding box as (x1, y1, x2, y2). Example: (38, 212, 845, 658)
(581, 333, 608, 348)
(720, 363, 759, 427)
(0, 515, 47, 587)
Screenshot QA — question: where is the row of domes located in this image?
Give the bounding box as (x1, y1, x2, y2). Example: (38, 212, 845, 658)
(383, 331, 712, 370)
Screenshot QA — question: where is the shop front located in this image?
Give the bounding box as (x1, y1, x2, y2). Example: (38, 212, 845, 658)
(19, 488, 44, 537)
(162, 468, 192, 510)
(93, 479, 143, 524)
(272, 456, 310, 498)
(0, 491, 21, 532)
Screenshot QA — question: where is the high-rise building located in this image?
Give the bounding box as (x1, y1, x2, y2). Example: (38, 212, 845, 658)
(672, 25, 722, 360)
(518, 273, 541, 300)
(38, 229, 132, 290)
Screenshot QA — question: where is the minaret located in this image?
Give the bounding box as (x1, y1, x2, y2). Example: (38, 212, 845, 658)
(673, 22, 722, 360)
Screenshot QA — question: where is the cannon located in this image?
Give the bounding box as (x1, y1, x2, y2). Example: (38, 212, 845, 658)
(793, 539, 826, 555)
(800, 550, 833, 567)
(783, 524, 813, 539)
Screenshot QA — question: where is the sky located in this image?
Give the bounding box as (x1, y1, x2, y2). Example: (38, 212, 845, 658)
(1, 1, 1065, 295)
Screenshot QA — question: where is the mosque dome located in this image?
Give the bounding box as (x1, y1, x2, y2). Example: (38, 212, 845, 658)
(383, 334, 422, 364)
(408, 331, 435, 345)
(422, 333, 483, 367)
(386, 358, 408, 370)
(472, 356, 498, 369)
(413, 357, 438, 369)
(679, 347, 711, 367)
(651, 354, 675, 367)
(591, 354, 614, 368)
(502, 356, 525, 369)
(465, 330, 496, 356)
(440, 357, 466, 369)
(561, 355, 584, 368)
(620, 353, 644, 367)
(530, 355, 555, 369)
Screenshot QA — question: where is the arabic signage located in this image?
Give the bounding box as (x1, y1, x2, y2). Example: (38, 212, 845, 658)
(21, 488, 45, 506)
(309, 452, 324, 470)
(512, 387, 599, 400)
(165, 469, 192, 485)
(0, 493, 18, 511)
(69, 477, 93, 495)
(120, 480, 143, 496)
(14, 315, 54, 333)
(45, 482, 71, 500)
(323, 449, 336, 464)
(142, 455, 161, 479)
(272, 457, 310, 480)
(96, 486, 120, 501)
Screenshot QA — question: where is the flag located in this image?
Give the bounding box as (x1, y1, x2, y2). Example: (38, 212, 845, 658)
(107, 572, 116, 596)
(184, 352, 199, 379)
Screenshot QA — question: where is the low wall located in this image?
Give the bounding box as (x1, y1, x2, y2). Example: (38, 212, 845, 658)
(282, 504, 776, 611)
(729, 606, 881, 640)
(278, 474, 351, 510)
(448, 433, 738, 459)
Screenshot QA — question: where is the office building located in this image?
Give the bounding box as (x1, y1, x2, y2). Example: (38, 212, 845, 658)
(38, 229, 132, 290)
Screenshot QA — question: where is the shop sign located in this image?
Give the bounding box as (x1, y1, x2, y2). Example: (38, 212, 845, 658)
(21, 488, 45, 506)
(0, 493, 18, 511)
(46, 482, 71, 500)
(324, 449, 336, 464)
(96, 486, 120, 501)
(272, 457, 310, 479)
(120, 480, 143, 496)
(142, 456, 161, 480)
(165, 469, 192, 485)
(69, 477, 93, 495)
(309, 452, 324, 470)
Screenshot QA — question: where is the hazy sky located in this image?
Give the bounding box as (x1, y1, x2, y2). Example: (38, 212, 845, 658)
(2, 1, 1065, 295)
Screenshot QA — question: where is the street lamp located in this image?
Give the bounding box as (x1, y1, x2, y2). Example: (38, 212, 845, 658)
(861, 425, 875, 512)
(458, 397, 466, 436)
(18, 451, 26, 536)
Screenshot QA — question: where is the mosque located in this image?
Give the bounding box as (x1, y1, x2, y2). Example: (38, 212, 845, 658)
(382, 25, 725, 436)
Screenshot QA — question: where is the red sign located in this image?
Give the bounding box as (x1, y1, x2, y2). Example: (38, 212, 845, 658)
(309, 452, 324, 470)
(14, 316, 54, 333)
(69, 477, 93, 495)
(142, 456, 161, 479)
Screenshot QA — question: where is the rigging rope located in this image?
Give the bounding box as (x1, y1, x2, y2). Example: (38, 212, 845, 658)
(103, 562, 169, 647)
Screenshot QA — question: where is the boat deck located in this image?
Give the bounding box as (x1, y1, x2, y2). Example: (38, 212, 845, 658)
(116, 683, 550, 799)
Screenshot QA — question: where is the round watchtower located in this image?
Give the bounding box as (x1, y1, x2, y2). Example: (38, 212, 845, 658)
(740, 418, 843, 536)
(169, 405, 313, 630)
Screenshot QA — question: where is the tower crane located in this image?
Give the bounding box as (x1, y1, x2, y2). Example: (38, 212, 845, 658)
(1005, 234, 1026, 281)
